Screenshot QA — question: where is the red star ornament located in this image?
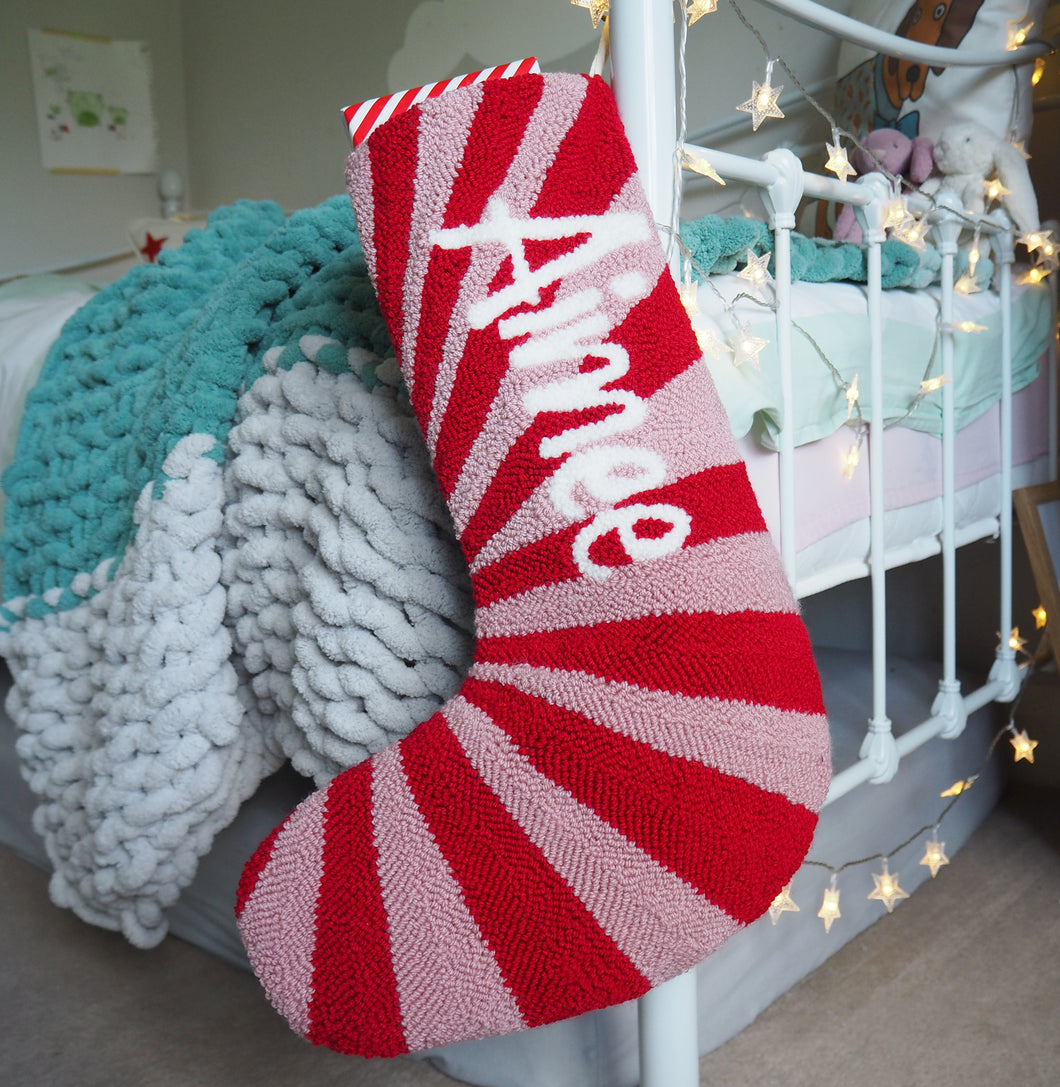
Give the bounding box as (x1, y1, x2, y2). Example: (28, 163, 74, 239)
(139, 232, 168, 262)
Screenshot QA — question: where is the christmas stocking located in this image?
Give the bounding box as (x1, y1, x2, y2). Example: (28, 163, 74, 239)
(236, 71, 831, 1058)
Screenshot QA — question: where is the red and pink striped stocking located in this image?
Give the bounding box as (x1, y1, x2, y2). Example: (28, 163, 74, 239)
(236, 72, 831, 1058)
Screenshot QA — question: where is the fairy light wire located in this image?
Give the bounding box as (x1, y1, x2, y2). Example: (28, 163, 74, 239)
(803, 630, 1044, 879)
(669, 2, 692, 267)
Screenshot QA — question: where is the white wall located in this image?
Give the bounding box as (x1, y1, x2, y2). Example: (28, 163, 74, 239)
(0, 0, 189, 280)
(178, 0, 600, 214)
(680, 0, 856, 218)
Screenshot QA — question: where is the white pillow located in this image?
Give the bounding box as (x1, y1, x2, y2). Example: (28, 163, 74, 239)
(127, 217, 208, 264)
(834, 0, 1047, 144)
(0, 279, 98, 575)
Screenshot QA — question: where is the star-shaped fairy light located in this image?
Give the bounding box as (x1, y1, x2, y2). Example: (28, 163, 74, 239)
(1000, 626, 1028, 654)
(682, 150, 725, 186)
(983, 177, 1011, 204)
(1006, 17, 1035, 50)
(1037, 247, 1060, 273)
(571, 0, 608, 28)
(695, 326, 731, 360)
(920, 375, 950, 394)
(845, 373, 860, 420)
(818, 879, 841, 933)
(1019, 229, 1050, 254)
(892, 216, 930, 250)
(920, 834, 950, 878)
(1010, 728, 1039, 763)
(730, 321, 769, 368)
(867, 858, 909, 913)
(842, 442, 860, 480)
(769, 883, 800, 924)
(738, 248, 773, 292)
(737, 60, 785, 131)
(966, 238, 982, 278)
(1032, 604, 1048, 630)
(679, 278, 701, 318)
(941, 776, 975, 798)
(1021, 266, 1050, 286)
(953, 320, 988, 333)
(954, 272, 981, 295)
(687, 0, 718, 24)
(883, 195, 913, 233)
(825, 131, 856, 183)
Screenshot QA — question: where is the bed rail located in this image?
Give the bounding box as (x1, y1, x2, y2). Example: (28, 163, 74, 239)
(755, 0, 1051, 68)
(608, 3, 1054, 1085)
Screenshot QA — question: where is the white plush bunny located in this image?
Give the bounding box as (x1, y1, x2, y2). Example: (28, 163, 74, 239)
(921, 120, 1040, 234)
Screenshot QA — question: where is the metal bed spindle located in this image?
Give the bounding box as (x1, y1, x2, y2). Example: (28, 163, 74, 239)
(609, 5, 701, 1086)
(859, 176, 898, 783)
(930, 196, 968, 739)
(989, 218, 1023, 701)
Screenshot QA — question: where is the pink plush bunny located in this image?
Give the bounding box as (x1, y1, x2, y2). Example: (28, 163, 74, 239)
(833, 128, 935, 243)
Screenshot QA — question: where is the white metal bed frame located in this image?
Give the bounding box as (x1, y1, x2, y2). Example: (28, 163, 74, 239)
(605, 2, 1056, 1083)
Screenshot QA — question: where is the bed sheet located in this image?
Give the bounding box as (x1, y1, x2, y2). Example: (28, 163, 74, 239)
(696, 271, 1051, 450)
(743, 365, 1053, 597)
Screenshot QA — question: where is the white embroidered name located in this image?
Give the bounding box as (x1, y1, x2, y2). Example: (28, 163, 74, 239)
(432, 197, 691, 581)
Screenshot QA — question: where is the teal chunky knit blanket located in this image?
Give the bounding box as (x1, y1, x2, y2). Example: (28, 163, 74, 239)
(0, 196, 475, 946)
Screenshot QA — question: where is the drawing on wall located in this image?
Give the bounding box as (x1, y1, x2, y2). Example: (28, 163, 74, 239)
(28, 28, 158, 174)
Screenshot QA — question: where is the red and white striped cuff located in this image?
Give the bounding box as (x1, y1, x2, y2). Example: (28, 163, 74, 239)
(341, 57, 541, 147)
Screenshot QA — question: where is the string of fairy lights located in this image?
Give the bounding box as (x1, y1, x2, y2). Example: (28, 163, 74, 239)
(780, 620, 1047, 932)
(571, 0, 1052, 932)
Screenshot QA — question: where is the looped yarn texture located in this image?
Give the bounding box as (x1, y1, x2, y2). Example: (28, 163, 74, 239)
(0, 195, 473, 944)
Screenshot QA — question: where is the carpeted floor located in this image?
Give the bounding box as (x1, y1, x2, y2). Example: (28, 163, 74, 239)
(2, 672, 1058, 1087)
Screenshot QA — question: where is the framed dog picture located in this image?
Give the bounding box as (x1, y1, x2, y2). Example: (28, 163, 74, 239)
(1014, 480, 1060, 671)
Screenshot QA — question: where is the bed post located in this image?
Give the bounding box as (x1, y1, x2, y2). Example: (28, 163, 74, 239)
(759, 148, 807, 589)
(609, 5, 700, 1087)
(858, 176, 901, 780)
(930, 196, 968, 737)
(609, 0, 677, 258)
(988, 215, 1021, 700)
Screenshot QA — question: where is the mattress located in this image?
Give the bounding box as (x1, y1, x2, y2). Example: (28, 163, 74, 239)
(696, 271, 1051, 449)
(688, 270, 1054, 596)
(743, 365, 1053, 597)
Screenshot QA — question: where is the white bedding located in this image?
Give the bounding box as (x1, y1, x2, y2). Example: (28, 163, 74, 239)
(696, 271, 1051, 448)
(742, 366, 1053, 596)
(0, 277, 98, 553)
